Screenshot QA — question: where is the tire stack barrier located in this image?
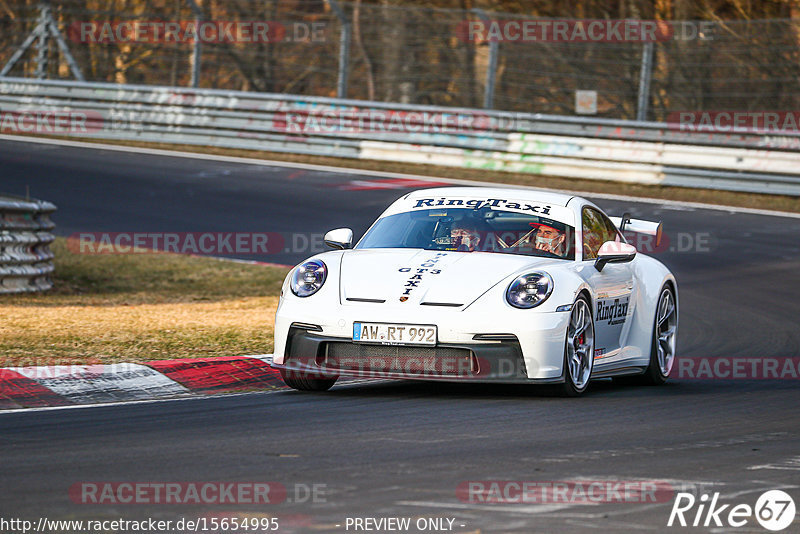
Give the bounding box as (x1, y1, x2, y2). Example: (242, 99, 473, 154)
(0, 194, 56, 293)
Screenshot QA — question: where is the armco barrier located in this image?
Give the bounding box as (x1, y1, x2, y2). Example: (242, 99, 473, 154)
(2, 77, 800, 196)
(0, 194, 56, 293)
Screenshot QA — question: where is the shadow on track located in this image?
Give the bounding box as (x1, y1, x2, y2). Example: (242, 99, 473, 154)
(304, 376, 741, 400)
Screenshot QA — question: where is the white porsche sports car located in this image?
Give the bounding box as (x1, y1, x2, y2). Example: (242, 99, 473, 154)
(271, 187, 678, 396)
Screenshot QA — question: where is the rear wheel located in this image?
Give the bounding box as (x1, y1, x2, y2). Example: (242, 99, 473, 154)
(560, 296, 595, 397)
(641, 286, 678, 385)
(279, 369, 338, 391)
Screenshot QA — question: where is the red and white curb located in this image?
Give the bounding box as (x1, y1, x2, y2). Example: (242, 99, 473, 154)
(0, 355, 285, 410)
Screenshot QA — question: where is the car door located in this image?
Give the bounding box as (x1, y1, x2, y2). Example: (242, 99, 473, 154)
(580, 206, 635, 364)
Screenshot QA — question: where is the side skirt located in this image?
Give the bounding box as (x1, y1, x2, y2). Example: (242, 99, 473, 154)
(591, 366, 648, 379)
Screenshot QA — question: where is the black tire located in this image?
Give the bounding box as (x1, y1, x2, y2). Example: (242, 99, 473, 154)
(640, 285, 677, 385)
(279, 369, 338, 391)
(616, 285, 677, 386)
(559, 295, 595, 397)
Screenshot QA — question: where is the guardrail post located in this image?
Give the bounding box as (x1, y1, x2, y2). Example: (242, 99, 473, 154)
(636, 41, 654, 121)
(186, 0, 203, 88)
(44, 2, 85, 81)
(1, 0, 84, 80)
(0, 21, 44, 77)
(34, 2, 51, 79)
(472, 9, 498, 109)
(327, 0, 350, 99)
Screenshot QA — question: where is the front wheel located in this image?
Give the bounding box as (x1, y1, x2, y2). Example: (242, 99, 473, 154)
(279, 369, 338, 391)
(560, 296, 595, 397)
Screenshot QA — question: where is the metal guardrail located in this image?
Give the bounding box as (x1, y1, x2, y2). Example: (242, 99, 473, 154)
(1, 77, 800, 196)
(0, 194, 56, 294)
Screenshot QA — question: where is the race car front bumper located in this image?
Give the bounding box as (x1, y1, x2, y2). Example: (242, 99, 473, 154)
(271, 326, 565, 384)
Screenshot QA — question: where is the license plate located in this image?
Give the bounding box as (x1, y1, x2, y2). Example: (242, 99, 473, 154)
(353, 322, 437, 346)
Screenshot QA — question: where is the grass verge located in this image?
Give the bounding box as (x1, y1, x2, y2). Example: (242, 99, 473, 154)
(0, 238, 289, 366)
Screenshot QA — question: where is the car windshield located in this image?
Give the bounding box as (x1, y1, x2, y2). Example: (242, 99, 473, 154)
(356, 208, 575, 260)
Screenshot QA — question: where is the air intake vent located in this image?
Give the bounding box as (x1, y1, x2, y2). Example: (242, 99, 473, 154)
(323, 343, 475, 376)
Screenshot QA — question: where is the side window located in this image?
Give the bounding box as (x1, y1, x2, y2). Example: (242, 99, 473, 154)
(599, 212, 623, 244)
(582, 207, 619, 259)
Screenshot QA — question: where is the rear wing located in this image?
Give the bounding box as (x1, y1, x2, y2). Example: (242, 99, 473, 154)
(609, 215, 663, 246)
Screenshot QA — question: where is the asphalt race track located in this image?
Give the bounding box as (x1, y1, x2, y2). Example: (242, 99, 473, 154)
(1, 137, 799, 533)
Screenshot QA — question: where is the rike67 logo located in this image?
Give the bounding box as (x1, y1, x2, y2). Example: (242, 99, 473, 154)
(668, 490, 796, 531)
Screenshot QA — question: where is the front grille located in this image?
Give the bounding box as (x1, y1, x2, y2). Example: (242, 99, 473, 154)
(322, 343, 476, 377)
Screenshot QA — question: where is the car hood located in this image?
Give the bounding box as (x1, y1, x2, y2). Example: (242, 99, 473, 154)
(339, 248, 559, 307)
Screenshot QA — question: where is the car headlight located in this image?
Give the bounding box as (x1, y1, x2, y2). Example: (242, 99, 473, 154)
(290, 259, 327, 297)
(506, 272, 553, 309)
